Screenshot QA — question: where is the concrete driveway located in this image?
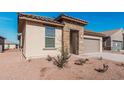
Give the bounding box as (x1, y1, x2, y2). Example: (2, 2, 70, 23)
(82, 52, 124, 62)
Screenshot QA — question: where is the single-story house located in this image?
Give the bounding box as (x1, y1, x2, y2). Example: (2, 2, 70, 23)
(101, 28, 124, 51)
(4, 40, 18, 50)
(0, 36, 5, 53)
(18, 13, 104, 59)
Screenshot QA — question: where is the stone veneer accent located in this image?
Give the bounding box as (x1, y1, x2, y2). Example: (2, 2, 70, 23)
(63, 21, 84, 54)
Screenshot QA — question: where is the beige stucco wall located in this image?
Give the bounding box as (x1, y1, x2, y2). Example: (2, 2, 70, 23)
(84, 35, 103, 52)
(24, 21, 62, 59)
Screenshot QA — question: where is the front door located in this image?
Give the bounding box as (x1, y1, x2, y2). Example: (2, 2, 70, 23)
(70, 30, 79, 54)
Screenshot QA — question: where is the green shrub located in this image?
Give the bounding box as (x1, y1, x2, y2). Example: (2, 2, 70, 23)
(53, 49, 71, 68)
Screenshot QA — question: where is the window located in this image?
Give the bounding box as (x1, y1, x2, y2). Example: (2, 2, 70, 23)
(45, 26, 55, 48)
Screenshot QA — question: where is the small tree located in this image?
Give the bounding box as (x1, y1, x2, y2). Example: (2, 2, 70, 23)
(53, 49, 71, 68)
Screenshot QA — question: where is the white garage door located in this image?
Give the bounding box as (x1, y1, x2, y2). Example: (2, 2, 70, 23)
(84, 38, 100, 53)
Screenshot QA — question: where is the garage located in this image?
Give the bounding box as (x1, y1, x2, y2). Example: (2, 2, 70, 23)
(0, 36, 5, 53)
(84, 30, 105, 53)
(84, 38, 100, 53)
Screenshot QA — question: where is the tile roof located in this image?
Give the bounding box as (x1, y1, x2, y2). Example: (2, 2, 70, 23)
(55, 14, 88, 25)
(84, 30, 105, 37)
(18, 13, 64, 26)
(101, 28, 122, 36)
(18, 13, 88, 27)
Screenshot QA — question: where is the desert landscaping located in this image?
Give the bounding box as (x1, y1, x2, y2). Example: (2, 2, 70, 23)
(0, 49, 124, 80)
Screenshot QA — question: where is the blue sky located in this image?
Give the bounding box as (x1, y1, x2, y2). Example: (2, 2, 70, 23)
(0, 12, 17, 43)
(0, 12, 124, 43)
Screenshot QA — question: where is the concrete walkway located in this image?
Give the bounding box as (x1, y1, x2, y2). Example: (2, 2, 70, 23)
(82, 52, 124, 62)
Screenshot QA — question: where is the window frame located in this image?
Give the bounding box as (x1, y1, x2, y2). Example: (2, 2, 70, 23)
(45, 26, 55, 48)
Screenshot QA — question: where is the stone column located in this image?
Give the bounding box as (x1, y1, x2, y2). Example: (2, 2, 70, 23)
(79, 27, 84, 54)
(63, 28, 70, 53)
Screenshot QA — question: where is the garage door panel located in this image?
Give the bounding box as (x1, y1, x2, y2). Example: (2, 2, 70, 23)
(84, 38, 100, 53)
(112, 41, 123, 51)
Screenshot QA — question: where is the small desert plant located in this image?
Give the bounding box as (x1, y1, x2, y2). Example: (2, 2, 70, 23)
(74, 58, 89, 65)
(46, 55, 52, 61)
(116, 63, 124, 67)
(94, 64, 109, 73)
(52, 49, 71, 68)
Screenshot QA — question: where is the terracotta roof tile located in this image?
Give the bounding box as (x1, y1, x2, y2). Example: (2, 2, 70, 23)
(18, 13, 64, 26)
(55, 14, 88, 25)
(101, 28, 122, 36)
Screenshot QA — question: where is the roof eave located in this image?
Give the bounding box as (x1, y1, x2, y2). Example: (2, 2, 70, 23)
(0, 36, 5, 39)
(84, 34, 105, 37)
(84, 31, 105, 37)
(19, 17, 64, 27)
(56, 15, 88, 25)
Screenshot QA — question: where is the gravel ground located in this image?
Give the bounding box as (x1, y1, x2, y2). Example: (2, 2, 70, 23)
(0, 49, 124, 80)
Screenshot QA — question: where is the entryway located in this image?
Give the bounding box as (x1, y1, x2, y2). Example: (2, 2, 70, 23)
(70, 30, 79, 55)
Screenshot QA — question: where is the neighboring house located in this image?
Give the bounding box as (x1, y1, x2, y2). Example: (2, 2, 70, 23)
(0, 36, 5, 53)
(101, 28, 124, 51)
(4, 40, 17, 50)
(18, 13, 104, 59)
